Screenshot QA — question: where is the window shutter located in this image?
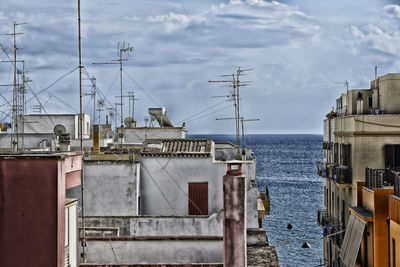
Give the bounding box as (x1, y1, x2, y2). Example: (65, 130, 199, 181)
(385, 145, 395, 168)
(334, 143, 338, 164)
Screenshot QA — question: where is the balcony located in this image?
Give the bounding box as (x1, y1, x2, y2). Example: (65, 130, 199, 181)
(317, 210, 345, 248)
(317, 162, 352, 184)
(365, 167, 400, 190)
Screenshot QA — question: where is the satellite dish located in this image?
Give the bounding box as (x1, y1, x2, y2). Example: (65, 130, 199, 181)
(124, 117, 136, 128)
(105, 130, 116, 140)
(54, 124, 66, 136)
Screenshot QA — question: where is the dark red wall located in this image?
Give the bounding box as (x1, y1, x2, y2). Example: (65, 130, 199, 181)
(0, 158, 64, 267)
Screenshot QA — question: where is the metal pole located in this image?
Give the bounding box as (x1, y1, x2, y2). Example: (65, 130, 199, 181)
(119, 52, 123, 127)
(21, 61, 25, 150)
(237, 67, 241, 147)
(78, 0, 87, 262)
(232, 74, 240, 158)
(13, 22, 17, 151)
(93, 77, 96, 124)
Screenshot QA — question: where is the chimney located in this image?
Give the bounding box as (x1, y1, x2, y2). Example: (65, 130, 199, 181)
(223, 163, 247, 267)
(58, 133, 71, 152)
(93, 125, 100, 154)
(106, 115, 109, 125)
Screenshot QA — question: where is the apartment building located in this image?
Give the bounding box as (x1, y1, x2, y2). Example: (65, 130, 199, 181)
(317, 73, 400, 266)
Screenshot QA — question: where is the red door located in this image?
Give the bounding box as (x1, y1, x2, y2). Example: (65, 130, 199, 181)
(188, 182, 208, 215)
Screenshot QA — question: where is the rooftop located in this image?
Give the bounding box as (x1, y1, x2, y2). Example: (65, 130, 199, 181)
(349, 206, 374, 221)
(141, 139, 212, 157)
(0, 151, 83, 159)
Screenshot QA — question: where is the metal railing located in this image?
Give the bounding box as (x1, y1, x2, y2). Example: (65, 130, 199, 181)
(365, 167, 398, 189)
(317, 210, 345, 248)
(391, 169, 400, 197)
(365, 168, 400, 198)
(317, 162, 352, 184)
(332, 165, 352, 184)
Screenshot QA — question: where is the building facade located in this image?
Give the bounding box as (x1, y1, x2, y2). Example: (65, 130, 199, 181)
(318, 73, 400, 266)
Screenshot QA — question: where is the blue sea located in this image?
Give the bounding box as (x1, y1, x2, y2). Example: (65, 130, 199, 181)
(189, 134, 324, 267)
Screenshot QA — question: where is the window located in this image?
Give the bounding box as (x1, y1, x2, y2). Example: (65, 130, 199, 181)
(340, 144, 351, 166)
(385, 145, 400, 168)
(368, 96, 373, 108)
(188, 182, 208, 215)
(334, 143, 339, 164)
(65, 207, 69, 247)
(394, 238, 396, 267)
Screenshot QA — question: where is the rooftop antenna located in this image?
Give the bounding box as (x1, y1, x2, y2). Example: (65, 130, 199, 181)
(93, 42, 134, 128)
(96, 99, 105, 125)
(1, 22, 26, 151)
(335, 80, 349, 115)
(77, 0, 87, 262)
(375, 66, 379, 109)
(209, 67, 253, 158)
(216, 117, 259, 149)
(83, 76, 96, 124)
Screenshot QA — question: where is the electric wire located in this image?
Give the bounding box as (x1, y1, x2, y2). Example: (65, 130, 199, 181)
(185, 104, 232, 123)
(175, 99, 231, 124)
(123, 69, 160, 107)
(272, 229, 345, 245)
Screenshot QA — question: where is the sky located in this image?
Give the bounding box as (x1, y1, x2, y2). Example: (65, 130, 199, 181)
(1, 0, 400, 134)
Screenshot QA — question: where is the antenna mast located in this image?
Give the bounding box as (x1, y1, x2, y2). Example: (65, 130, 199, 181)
(84, 76, 96, 124)
(77, 0, 87, 263)
(3, 22, 25, 151)
(209, 67, 253, 158)
(93, 42, 134, 128)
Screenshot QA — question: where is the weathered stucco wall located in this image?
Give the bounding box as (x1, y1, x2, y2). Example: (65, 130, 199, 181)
(19, 114, 90, 139)
(140, 157, 224, 216)
(84, 212, 223, 236)
(140, 156, 257, 219)
(84, 239, 222, 264)
(0, 133, 56, 150)
(120, 127, 186, 144)
(68, 161, 140, 216)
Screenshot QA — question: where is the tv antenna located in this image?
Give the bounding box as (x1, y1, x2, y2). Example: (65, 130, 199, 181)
(1, 22, 26, 151)
(209, 67, 253, 158)
(93, 42, 134, 128)
(96, 99, 105, 124)
(335, 80, 349, 115)
(84, 76, 96, 124)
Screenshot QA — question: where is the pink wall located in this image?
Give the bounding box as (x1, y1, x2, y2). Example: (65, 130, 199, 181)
(0, 153, 81, 267)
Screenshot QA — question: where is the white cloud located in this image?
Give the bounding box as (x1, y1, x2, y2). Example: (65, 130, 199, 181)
(1, 0, 400, 134)
(383, 4, 400, 18)
(146, 12, 206, 33)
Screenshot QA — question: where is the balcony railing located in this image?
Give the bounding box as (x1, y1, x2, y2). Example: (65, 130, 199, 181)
(317, 210, 345, 248)
(317, 162, 352, 184)
(365, 167, 399, 189)
(395, 171, 400, 198)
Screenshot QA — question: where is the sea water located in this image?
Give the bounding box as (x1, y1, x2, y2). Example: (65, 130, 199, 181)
(189, 134, 324, 267)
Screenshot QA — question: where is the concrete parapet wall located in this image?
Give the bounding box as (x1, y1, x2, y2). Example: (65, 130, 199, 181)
(84, 212, 223, 237)
(83, 238, 222, 264)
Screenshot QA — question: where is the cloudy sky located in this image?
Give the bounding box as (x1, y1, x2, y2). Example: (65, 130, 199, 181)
(1, 0, 400, 134)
